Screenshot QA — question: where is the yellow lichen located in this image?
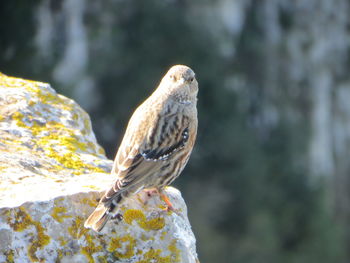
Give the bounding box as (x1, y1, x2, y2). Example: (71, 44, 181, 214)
(5, 250, 14, 263)
(37, 89, 63, 105)
(84, 118, 92, 133)
(51, 206, 71, 223)
(81, 234, 103, 263)
(58, 236, 68, 246)
(137, 248, 171, 263)
(3, 73, 108, 175)
(56, 249, 63, 262)
(72, 113, 79, 121)
(123, 209, 165, 231)
(36, 129, 88, 152)
(28, 99, 36, 107)
(168, 239, 181, 262)
(67, 216, 106, 263)
(143, 217, 165, 231)
(136, 239, 180, 263)
(140, 234, 148, 241)
(68, 216, 88, 239)
(0, 74, 35, 89)
(28, 220, 51, 262)
(11, 111, 27, 128)
(7, 207, 32, 232)
(123, 209, 145, 224)
(160, 231, 167, 240)
(25, 84, 41, 93)
(83, 185, 101, 191)
(81, 197, 98, 208)
(14, 115, 104, 173)
(6, 207, 50, 262)
(107, 235, 136, 259)
(97, 256, 108, 263)
(98, 147, 106, 155)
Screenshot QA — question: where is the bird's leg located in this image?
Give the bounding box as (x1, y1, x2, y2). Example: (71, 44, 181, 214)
(139, 188, 177, 212)
(158, 189, 176, 212)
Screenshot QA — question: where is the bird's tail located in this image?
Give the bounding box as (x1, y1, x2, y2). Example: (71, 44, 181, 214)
(84, 203, 112, 232)
(85, 180, 129, 232)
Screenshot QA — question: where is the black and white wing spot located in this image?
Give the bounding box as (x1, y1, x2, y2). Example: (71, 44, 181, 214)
(141, 128, 189, 161)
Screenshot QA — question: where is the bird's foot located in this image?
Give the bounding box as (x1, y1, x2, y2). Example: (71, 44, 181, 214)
(138, 188, 179, 214)
(159, 191, 180, 214)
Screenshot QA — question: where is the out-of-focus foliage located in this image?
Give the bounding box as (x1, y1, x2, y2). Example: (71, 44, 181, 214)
(0, 0, 347, 262)
(0, 2, 36, 78)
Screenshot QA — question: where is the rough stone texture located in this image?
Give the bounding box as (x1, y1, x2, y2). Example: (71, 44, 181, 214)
(0, 73, 198, 263)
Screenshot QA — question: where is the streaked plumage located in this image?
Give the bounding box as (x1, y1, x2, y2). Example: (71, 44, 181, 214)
(84, 65, 198, 232)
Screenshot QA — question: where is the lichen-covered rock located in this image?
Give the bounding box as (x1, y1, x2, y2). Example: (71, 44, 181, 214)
(0, 73, 199, 263)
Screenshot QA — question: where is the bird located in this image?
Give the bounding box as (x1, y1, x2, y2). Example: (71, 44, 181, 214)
(84, 64, 198, 232)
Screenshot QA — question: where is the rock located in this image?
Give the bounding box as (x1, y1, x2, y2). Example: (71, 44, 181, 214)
(0, 73, 199, 263)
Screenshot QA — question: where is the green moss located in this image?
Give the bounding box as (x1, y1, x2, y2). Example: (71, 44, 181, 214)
(123, 209, 165, 231)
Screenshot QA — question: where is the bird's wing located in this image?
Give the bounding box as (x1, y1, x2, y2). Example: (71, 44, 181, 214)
(103, 110, 190, 202)
(120, 112, 190, 183)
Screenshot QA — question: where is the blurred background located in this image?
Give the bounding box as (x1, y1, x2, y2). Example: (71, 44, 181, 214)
(1, 0, 350, 262)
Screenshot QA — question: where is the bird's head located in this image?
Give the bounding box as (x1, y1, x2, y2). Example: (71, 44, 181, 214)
(158, 65, 198, 104)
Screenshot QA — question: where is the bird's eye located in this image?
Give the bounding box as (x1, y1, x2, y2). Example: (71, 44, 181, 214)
(189, 77, 194, 82)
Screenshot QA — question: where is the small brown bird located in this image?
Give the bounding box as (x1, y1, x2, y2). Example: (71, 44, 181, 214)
(84, 65, 198, 232)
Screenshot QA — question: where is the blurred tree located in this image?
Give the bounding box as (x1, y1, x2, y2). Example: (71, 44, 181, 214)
(0, 1, 37, 79)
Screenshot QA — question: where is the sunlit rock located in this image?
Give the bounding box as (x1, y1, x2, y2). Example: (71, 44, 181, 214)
(0, 73, 198, 263)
